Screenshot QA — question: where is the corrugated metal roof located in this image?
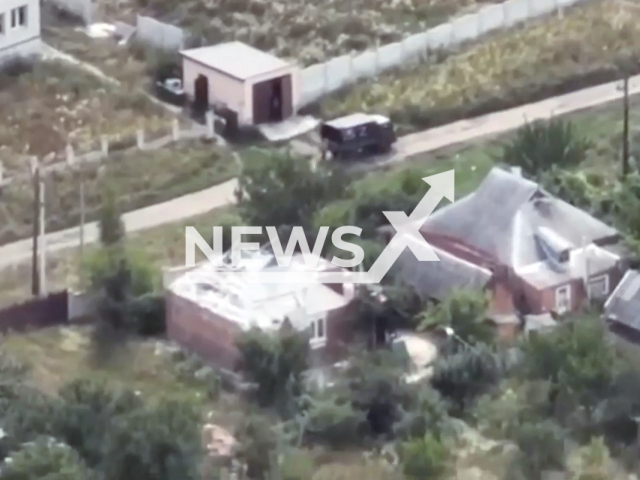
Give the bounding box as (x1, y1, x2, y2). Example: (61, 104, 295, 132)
(180, 41, 292, 80)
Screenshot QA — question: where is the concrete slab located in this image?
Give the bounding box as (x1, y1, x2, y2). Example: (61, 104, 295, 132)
(258, 115, 319, 142)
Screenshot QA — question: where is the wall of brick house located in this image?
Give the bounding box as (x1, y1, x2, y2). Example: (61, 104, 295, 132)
(167, 289, 357, 370)
(166, 291, 244, 371)
(519, 265, 624, 315)
(308, 302, 357, 367)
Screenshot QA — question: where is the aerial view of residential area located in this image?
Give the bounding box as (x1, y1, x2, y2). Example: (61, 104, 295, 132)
(6, 0, 640, 478)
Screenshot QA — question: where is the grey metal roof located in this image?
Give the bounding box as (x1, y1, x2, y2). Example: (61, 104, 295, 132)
(392, 245, 492, 302)
(422, 167, 619, 269)
(605, 270, 640, 331)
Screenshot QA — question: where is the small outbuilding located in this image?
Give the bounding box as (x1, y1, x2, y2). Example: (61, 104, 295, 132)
(180, 41, 300, 126)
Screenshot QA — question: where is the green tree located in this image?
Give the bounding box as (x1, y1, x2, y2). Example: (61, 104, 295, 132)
(395, 386, 450, 440)
(236, 328, 309, 411)
(400, 433, 449, 480)
(98, 183, 125, 248)
(235, 150, 347, 232)
(234, 414, 276, 480)
(418, 290, 495, 346)
(339, 349, 416, 436)
(299, 393, 367, 447)
(500, 119, 591, 178)
(430, 343, 505, 413)
(522, 315, 618, 414)
(512, 419, 566, 479)
(1, 438, 99, 480)
(101, 399, 204, 480)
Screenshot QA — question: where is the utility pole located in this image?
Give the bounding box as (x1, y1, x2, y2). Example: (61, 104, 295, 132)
(622, 74, 630, 177)
(79, 174, 85, 259)
(39, 173, 46, 295)
(30, 158, 40, 296)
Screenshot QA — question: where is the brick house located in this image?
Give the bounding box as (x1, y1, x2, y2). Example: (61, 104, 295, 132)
(165, 250, 357, 371)
(391, 166, 629, 334)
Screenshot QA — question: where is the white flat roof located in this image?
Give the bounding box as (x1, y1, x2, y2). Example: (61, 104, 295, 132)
(180, 41, 292, 81)
(169, 251, 353, 331)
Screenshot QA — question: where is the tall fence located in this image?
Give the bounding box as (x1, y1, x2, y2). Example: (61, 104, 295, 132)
(45, 0, 94, 24)
(0, 291, 68, 333)
(299, 0, 586, 105)
(136, 15, 186, 51)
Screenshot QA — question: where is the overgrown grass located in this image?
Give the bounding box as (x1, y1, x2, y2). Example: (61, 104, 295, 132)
(320, 0, 640, 133)
(103, 0, 493, 65)
(0, 59, 170, 161)
(0, 140, 239, 245)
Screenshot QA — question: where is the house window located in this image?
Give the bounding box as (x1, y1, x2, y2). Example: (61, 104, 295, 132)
(588, 274, 609, 299)
(11, 6, 27, 28)
(310, 316, 327, 348)
(555, 284, 571, 314)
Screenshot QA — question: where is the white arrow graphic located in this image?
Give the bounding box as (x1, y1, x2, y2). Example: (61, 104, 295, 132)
(206, 170, 454, 284)
(361, 169, 454, 284)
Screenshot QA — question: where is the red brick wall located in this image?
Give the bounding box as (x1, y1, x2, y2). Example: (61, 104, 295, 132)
(166, 290, 356, 371)
(166, 291, 244, 371)
(308, 302, 356, 367)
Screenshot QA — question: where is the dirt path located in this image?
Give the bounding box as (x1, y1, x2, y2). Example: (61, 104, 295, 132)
(1, 72, 640, 269)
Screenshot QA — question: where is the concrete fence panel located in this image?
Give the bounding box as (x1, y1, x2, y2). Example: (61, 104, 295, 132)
(47, 0, 93, 24)
(531, 0, 556, 16)
(300, 64, 326, 105)
(297, 0, 589, 106)
(504, 0, 530, 27)
(425, 23, 453, 50)
(478, 4, 506, 34)
(402, 33, 428, 60)
(325, 55, 352, 91)
(136, 15, 185, 51)
(451, 14, 480, 44)
(377, 42, 402, 72)
(352, 50, 377, 79)
(68, 291, 96, 321)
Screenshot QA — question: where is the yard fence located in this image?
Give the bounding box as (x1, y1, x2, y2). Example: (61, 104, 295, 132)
(0, 291, 68, 333)
(45, 0, 94, 24)
(299, 0, 587, 105)
(0, 290, 96, 334)
(0, 114, 217, 188)
(136, 15, 186, 51)
(124, 0, 590, 106)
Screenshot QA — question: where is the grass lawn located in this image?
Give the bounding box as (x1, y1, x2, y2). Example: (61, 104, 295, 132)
(0, 59, 171, 165)
(320, 0, 640, 133)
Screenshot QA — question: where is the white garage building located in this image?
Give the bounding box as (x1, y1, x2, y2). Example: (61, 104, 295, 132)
(180, 41, 300, 126)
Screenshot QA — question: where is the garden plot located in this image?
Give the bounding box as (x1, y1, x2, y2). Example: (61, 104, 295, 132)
(320, 0, 640, 133)
(0, 140, 238, 247)
(99, 0, 495, 65)
(0, 59, 171, 171)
